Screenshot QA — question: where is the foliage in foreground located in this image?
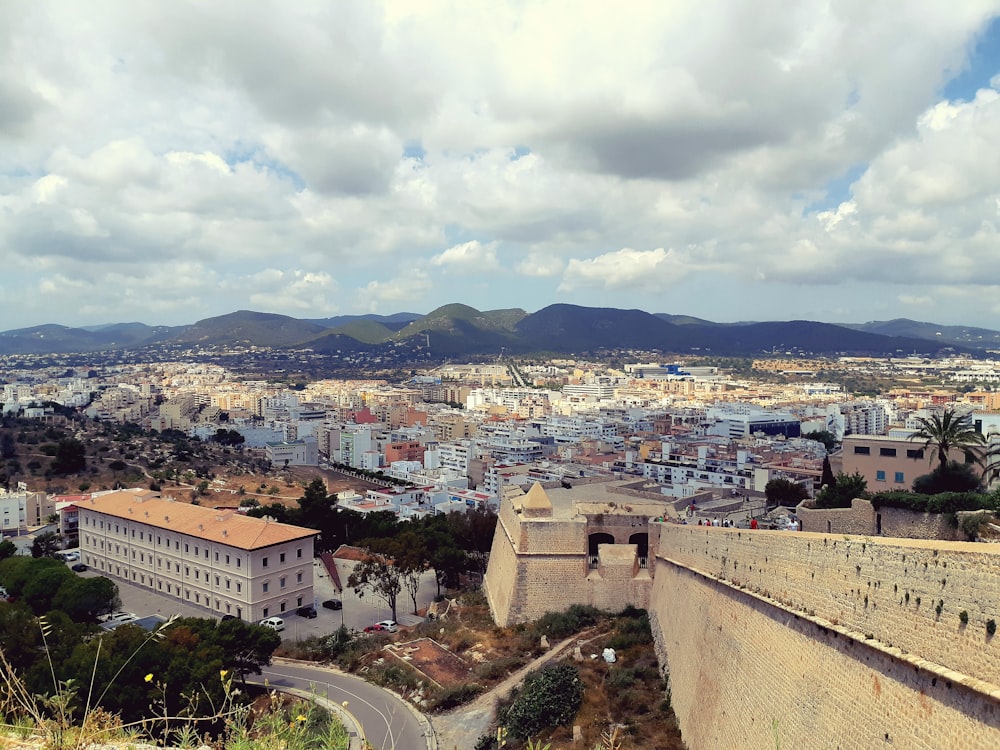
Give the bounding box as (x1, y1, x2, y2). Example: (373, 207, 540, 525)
(497, 664, 584, 740)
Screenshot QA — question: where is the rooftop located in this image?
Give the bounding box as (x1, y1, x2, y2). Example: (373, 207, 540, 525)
(81, 490, 315, 550)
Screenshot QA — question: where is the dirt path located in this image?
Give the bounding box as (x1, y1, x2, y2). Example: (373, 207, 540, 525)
(430, 627, 605, 750)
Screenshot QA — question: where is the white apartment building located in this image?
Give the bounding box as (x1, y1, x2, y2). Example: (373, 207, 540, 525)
(78, 490, 315, 622)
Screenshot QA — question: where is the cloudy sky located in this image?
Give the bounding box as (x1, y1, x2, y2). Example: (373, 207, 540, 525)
(3, 1, 1000, 331)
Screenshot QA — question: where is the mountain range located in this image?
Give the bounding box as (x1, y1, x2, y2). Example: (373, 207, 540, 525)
(1, 305, 996, 358)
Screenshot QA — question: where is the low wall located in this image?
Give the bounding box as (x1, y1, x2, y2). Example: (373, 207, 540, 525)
(798, 497, 963, 540)
(651, 524, 1000, 749)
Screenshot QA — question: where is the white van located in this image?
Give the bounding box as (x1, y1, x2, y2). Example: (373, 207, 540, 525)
(259, 616, 285, 632)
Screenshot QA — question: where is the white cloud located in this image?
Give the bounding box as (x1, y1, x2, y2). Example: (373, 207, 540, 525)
(431, 240, 500, 272)
(560, 247, 695, 291)
(0, 2, 999, 328)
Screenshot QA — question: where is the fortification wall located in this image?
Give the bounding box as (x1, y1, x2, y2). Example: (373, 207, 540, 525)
(484, 504, 652, 624)
(652, 524, 1000, 748)
(798, 498, 964, 540)
(651, 563, 1000, 749)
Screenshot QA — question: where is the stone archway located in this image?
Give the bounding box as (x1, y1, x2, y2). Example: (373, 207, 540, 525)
(588, 532, 615, 567)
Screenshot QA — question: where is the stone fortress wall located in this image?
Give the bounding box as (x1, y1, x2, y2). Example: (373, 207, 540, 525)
(484, 485, 655, 624)
(651, 524, 1000, 749)
(484, 484, 1000, 748)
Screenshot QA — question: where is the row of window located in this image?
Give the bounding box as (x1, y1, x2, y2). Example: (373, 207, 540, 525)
(875, 471, 906, 483)
(853, 446, 924, 458)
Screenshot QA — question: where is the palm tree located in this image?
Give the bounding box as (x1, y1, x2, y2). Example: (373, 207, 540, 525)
(909, 409, 986, 472)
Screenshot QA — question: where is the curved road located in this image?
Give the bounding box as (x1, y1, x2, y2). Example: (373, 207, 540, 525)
(252, 659, 433, 750)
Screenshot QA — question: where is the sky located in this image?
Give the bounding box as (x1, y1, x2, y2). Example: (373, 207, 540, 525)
(3, 1, 1000, 331)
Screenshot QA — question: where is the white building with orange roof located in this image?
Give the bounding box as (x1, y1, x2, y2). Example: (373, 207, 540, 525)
(78, 489, 315, 622)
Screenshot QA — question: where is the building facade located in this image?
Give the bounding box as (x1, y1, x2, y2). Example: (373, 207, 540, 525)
(78, 490, 315, 622)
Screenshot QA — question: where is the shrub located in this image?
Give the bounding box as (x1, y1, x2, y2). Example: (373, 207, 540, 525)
(498, 664, 583, 739)
(960, 610, 969, 625)
(988, 619, 997, 637)
(533, 605, 603, 639)
(430, 682, 482, 711)
(912, 462, 982, 495)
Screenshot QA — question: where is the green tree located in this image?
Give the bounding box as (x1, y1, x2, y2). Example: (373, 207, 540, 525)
(347, 548, 403, 622)
(765, 478, 809, 508)
(30, 531, 63, 558)
(820, 455, 836, 487)
(0, 539, 16, 560)
(51, 437, 86, 475)
(52, 576, 121, 621)
(910, 409, 985, 473)
(803, 430, 837, 452)
(815, 472, 868, 509)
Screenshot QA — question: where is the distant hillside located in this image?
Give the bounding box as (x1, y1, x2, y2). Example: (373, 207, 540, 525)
(167, 311, 327, 347)
(306, 312, 421, 332)
(326, 319, 396, 344)
(846, 318, 1000, 349)
(389, 304, 528, 355)
(0, 306, 982, 357)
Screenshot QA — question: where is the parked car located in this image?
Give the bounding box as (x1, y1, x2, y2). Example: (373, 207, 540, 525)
(321, 599, 343, 610)
(220, 614, 237, 622)
(297, 606, 317, 619)
(363, 624, 386, 633)
(98, 611, 138, 624)
(71, 563, 88, 572)
(259, 616, 285, 632)
(377, 620, 398, 633)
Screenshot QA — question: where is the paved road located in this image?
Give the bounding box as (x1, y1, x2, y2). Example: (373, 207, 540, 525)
(253, 659, 433, 750)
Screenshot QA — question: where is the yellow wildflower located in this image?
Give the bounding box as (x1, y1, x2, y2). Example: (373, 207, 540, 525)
(144, 673, 153, 683)
(219, 669, 228, 680)
(296, 715, 307, 723)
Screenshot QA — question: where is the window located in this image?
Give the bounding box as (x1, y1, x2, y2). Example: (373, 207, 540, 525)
(879, 448, 897, 457)
(226, 554, 230, 564)
(876, 470, 886, 481)
(236, 582, 241, 593)
(157, 536, 161, 545)
(205, 549, 209, 559)
(853, 446, 871, 455)
(280, 576, 286, 589)
(907, 449, 925, 459)
(237, 558, 241, 568)
(226, 579, 231, 590)
(215, 575, 220, 586)
(185, 566, 190, 576)
(185, 543, 189, 553)
(195, 570, 199, 580)
(263, 582, 269, 593)
(215, 552, 219, 561)
(262, 557, 268, 568)
(297, 548, 303, 559)
(263, 607, 268, 617)
(296, 572, 303, 583)
(895, 472, 905, 484)
(279, 553, 285, 563)
(297, 596, 303, 607)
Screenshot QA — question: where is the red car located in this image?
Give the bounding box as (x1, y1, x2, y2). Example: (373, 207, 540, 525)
(363, 624, 386, 633)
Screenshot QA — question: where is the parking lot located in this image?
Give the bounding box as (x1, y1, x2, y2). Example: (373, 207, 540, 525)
(71, 557, 438, 640)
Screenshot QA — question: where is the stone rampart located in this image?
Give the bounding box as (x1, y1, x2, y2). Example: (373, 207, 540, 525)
(484, 498, 653, 624)
(651, 524, 1000, 748)
(798, 497, 965, 540)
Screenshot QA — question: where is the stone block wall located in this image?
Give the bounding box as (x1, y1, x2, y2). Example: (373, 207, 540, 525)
(484, 504, 653, 625)
(651, 524, 1000, 748)
(651, 564, 1000, 749)
(799, 498, 964, 540)
(655, 525, 1000, 685)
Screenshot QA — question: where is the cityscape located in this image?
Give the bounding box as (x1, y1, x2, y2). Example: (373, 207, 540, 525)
(3, 2, 1000, 749)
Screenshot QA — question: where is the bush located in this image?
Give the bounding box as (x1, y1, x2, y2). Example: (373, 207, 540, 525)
(912, 462, 983, 495)
(430, 682, 482, 711)
(498, 664, 583, 739)
(870, 491, 999, 515)
(988, 619, 996, 637)
(533, 605, 603, 639)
